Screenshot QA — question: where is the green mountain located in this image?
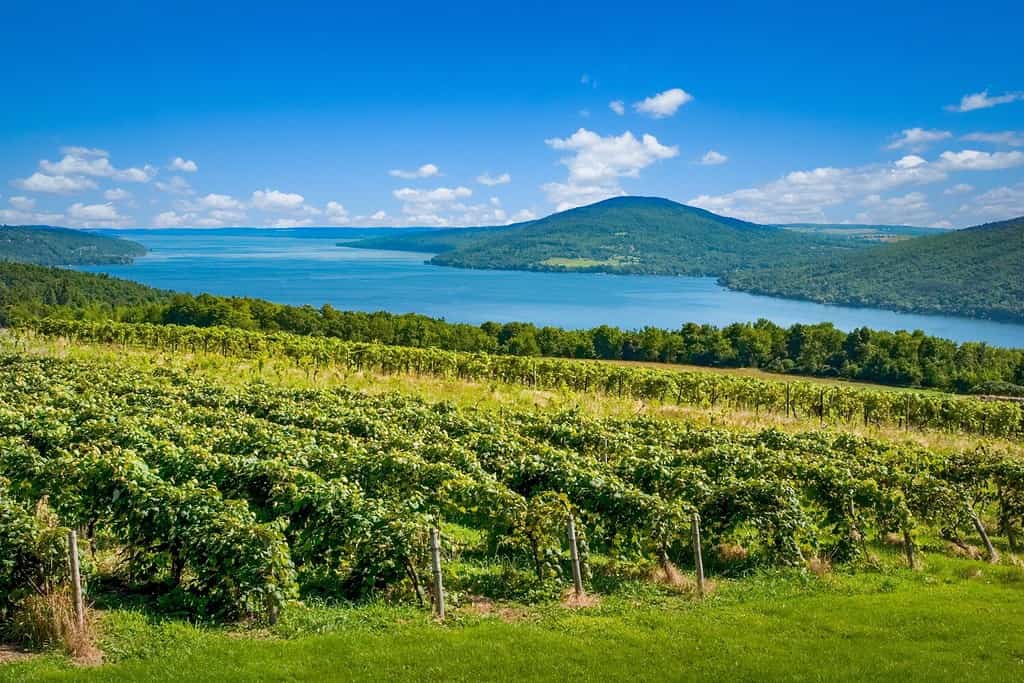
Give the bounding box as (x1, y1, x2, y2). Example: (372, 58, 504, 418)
(351, 196, 847, 275)
(722, 216, 1024, 323)
(0, 225, 146, 265)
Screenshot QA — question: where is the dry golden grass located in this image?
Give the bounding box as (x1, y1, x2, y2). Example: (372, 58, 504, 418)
(10, 589, 101, 664)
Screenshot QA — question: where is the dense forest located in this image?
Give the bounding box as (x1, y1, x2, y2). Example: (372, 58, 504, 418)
(3, 262, 1022, 394)
(722, 216, 1024, 323)
(0, 225, 146, 265)
(347, 197, 1023, 323)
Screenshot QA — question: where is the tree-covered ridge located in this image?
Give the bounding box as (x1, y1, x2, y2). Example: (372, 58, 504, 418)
(346, 197, 1022, 323)
(3, 262, 1020, 394)
(0, 225, 146, 265)
(353, 196, 848, 276)
(0, 262, 170, 323)
(722, 216, 1024, 323)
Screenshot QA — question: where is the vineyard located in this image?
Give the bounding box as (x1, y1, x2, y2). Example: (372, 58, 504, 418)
(19, 318, 1024, 438)
(2, 349, 1022, 626)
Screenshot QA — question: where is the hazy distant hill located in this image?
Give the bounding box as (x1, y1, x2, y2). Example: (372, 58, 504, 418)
(723, 216, 1024, 323)
(0, 225, 146, 265)
(776, 223, 944, 242)
(351, 196, 846, 275)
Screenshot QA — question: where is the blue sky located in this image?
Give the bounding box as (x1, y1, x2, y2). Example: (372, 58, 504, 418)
(2, 1, 1023, 228)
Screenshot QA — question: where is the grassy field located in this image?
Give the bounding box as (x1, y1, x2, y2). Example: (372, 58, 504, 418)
(3, 553, 1023, 682)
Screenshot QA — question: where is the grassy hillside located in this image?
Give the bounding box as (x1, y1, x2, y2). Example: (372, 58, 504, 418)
(722, 216, 1024, 323)
(0, 225, 146, 265)
(349, 196, 848, 275)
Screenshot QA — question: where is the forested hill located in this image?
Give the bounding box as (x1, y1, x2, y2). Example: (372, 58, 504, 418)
(722, 216, 1024, 323)
(348, 196, 847, 275)
(0, 225, 146, 265)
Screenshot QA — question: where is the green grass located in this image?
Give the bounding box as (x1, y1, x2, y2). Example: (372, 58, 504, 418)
(4, 555, 1023, 681)
(538, 256, 634, 269)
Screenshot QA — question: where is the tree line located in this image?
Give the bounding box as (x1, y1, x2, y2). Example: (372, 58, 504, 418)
(2, 262, 1022, 395)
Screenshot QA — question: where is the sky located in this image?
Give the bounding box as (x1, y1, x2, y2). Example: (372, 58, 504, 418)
(2, 1, 1023, 229)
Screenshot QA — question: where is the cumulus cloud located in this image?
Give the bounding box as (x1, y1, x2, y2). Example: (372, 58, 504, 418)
(633, 88, 693, 118)
(476, 172, 511, 186)
(60, 146, 108, 157)
(250, 189, 306, 211)
(609, 100, 625, 115)
(324, 201, 349, 225)
(153, 210, 188, 227)
(388, 163, 440, 179)
(9, 196, 35, 211)
(894, 154, 928, 169)
(936, 149, 1024, 171)
(67, 202, 128, 226)
(13, 173, 97, 194)
(688, 157, 948, 223)
(104, 188, 131, 201)
(39, 152, 155, 182)
(946, 90, 1024, 112)
(961, 131, 1024, 147)
(699, 150, 728, 165)
(886, 128, 951, 151)
(155, 175, 193, 195)
(959, 182, 1024, 219)
(198, 193, 243, 210)
(170, 157, 198, 172)
(393, 186, 472, 203)
(542, 128, 678, 210)
(855, 192, 933, 226)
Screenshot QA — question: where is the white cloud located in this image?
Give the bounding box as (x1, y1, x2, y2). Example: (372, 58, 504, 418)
(542, 128, 678, 210)
(633, 88, 693, 118)
(886, 128, 951, 151)
(961, 182, 1024, 219)
(961, 131, 1024, 147)
(699, 150, 728, 166)
(855, 192, 933, 226)
(688, 157, 948, 223)
(324, 201, 349, 225)
(114, 165, 157, 182)
(250, 189, 306, 211)
(155, 175, 193, 195)
(946, 90, 1024, 112)
(9, 196, 35, 211)
(153, 211, 188, 227)
(393, 186, 472, 203)
(60, 146, 108, 157)
(13, 172, 97, 194)
(936, 149, 1024, 171)
(67, 202, 127, 226)
(370, 210, 387, 221)
(609, 100, 625, 116)
(198, 193, 243, 210)
(208, 209, 246, 224)
(104, 188, 131, 201)
(170, 157, 199, 172)
(944, 183, 974, 195)
(39, 153, 155, 182)
(476, 172, 511, 186)
(388, 163, 440, 179)
(509, 209, 537, 223)
(894, 154, 928, 169)
(0, 207, 64, 225)
(271, 218, 314, 228)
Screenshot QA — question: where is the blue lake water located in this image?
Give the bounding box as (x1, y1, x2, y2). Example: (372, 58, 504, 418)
(79, 230, 1024, 347)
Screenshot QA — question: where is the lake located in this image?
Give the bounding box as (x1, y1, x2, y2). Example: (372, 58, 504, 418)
(81, 230, 1024, 347)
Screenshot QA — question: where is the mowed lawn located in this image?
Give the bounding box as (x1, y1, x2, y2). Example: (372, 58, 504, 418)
(5, 558, 1023, 682)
